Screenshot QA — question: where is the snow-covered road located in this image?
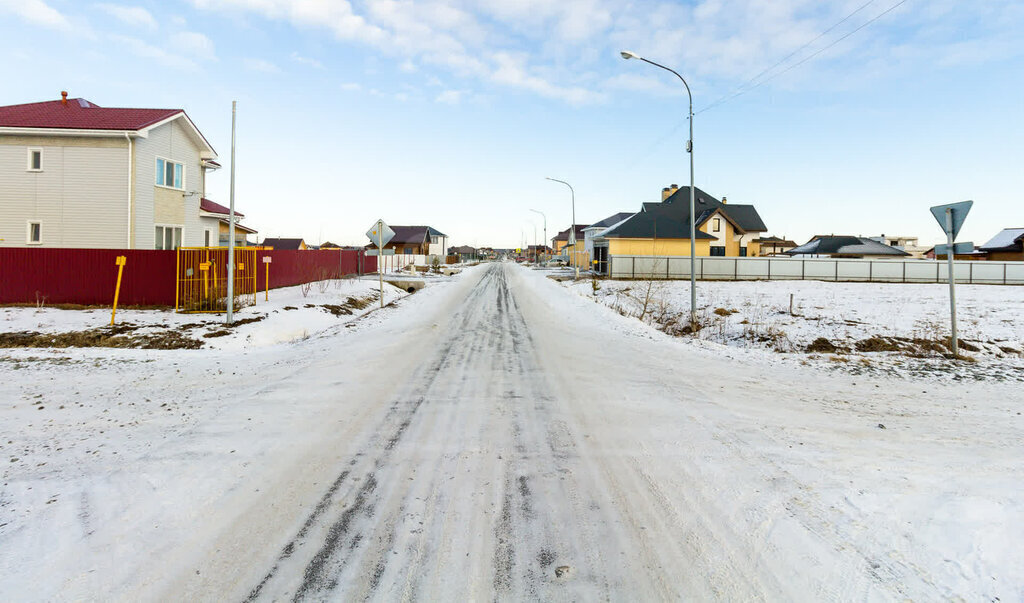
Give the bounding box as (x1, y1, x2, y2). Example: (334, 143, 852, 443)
(2, 262, 1021, 600)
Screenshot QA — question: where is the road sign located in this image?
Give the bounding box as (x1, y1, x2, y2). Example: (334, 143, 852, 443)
(934, 242, 973, 256)
(366, 249, 395, 256)
(366, 220, 396, 247)
(930, 200, 973, 240)
(262, 256, 272, 263)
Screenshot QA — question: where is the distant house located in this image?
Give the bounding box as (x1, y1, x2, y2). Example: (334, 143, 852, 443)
(867, 235, 930, 259)
(0, 92, 253, 249)
(584, 211, 634, 260)
(754, 236, 797, 256)
(261, 237, 307, 250)
(590, 185, 768, 274)
(786, 235, 910, 259)
(449, 245, 478, 261)
(977, 228, 1024, 261)
(923, 245, 984, 261)
(199, 198, 257, 247)
(320, 241, 341, 249)
(371, 225, 448, 257)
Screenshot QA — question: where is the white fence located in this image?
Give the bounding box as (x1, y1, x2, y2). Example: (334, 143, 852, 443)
(608, 255, 1024, 285)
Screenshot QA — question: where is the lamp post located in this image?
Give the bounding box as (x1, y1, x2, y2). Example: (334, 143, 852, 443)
(545, 177, 578, 278)
(528, 220, 537, 263)
(621, 51, 696, 329)
(530, 209, 546, 262)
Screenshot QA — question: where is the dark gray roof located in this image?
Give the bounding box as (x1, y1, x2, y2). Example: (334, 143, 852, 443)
(260, 237, 305, 249)
(787, 236, 910, 256)
(978, 228, 1024, 252)
(600, 211, 716, 240)
(586, 212, 635, 230)
(426, 226, 448, 238)
(644, 187, 767, 233)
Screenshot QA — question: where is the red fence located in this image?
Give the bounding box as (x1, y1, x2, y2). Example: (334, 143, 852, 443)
(0, 248, 375, 307)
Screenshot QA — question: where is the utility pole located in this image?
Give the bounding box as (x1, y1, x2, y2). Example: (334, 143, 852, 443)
(226, 100, 237, 324)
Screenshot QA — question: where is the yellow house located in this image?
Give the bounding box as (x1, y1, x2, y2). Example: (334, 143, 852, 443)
(592, 185, 768, 274)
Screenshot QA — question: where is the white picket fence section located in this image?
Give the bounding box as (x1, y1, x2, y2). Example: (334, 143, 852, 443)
(608, 255, 1024, 285)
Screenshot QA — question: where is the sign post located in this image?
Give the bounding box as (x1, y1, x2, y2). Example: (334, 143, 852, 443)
(929, 200, 973, 356)
(366, 219, 396, 308)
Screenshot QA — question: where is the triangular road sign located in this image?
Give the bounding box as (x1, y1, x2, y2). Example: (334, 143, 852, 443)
(930, 200, 973, 240)
(366, 220, 396, 247)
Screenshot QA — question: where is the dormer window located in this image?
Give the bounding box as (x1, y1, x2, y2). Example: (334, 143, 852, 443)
(156, 157, 184, 189)
(27, 148, 42, 171)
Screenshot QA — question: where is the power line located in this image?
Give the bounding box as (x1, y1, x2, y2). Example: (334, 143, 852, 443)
(697, 0, 877, 115)
(696, 0, 911, 114)
(622, 0, 911, 169)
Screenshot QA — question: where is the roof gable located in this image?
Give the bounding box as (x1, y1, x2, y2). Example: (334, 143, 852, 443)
(979, 227, 1024, 251)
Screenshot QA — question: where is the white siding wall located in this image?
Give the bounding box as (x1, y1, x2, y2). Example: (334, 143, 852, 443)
(0, 139, 129, 248)
(133, 118, 205, 248)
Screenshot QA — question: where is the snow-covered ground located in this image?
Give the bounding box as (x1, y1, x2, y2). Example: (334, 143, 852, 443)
(0, 275, 420, 351)
(1, 262, 1022, 600)
(561, 275, 1024, 381)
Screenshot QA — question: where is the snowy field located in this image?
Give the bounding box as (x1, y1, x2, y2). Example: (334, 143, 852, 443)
(563, 275, 1024, 382)
(1, 262, 1022, 600)
(0, 275, 418, 351)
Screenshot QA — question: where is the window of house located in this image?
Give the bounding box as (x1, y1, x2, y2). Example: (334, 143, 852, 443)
(712, 217, 721, 232)
(27, 148, 43, 171)
(27, 221, 42, 244)
(739, 246, 747, 257)
(155, 158, 184, 189)
(404, 247, 414, 254)
(710, 246, 726, 257)
(155, 225, 183, 250)
(204, 230, 210, 247)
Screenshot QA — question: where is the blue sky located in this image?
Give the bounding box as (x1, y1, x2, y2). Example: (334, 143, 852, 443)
(1, 0, 1022, 249)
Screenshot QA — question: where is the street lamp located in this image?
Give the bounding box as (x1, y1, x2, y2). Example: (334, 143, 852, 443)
(621, 50, 697, 329)
(545, 177, 578, 278)
(530, 209, 546, 262)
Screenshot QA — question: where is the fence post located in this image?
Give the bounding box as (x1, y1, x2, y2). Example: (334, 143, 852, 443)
(801, 259, 805, 280)
(734, 258, 738, 280)
(903, 261, 906, 283)
(869, 260, 873, 282)
(767, 258, 771, 280)
(632, 256, 636, 279)
(835, 260, 839, 282)
(969, 261, 973, 284)
(937, 261, 940, 283)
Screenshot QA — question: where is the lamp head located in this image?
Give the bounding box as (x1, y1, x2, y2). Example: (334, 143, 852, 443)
(620, 50, 641, 60)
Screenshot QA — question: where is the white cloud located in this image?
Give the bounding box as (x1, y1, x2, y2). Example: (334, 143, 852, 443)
(340, 82, 362, 91)
(113, 35, 197, 70)
(0, 0, 72, 30)
(95, 3, 157, 29)
(186, 0, 1024, 106)
(434, 89, 463, 104)
(291, 51, 324, 69)
(243, 58, 281, 73)
(171, 31, 215, 57)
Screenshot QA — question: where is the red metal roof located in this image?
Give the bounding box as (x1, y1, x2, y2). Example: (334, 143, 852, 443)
(200, 197, 244, 218)
(0, 97, 182, 131)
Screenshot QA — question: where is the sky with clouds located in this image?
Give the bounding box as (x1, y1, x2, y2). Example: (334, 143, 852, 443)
(1, 0, 1022, 248)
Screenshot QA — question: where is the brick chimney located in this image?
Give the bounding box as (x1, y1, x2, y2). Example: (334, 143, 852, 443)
(721, 196, 727, 204)
(61, 91, 68, 106)
(661, 183, 679, 201)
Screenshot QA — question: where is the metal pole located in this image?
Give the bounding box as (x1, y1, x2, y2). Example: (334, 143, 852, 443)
(945, 209, 958, 356)
(545, 178, 577, 277)
(227, 101, 236, 324)
(628, 55, 696, 328)
(530, 209, 546, 262)
(378, 219, 384, 308)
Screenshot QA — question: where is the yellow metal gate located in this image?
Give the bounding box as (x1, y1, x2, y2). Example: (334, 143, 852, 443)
(176, 247, 257, 313)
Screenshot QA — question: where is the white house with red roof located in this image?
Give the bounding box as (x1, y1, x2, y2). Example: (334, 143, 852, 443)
(0, 91, 255, 249)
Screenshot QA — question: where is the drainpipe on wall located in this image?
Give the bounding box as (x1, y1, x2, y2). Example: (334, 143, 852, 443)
(124, 132, 133, 248)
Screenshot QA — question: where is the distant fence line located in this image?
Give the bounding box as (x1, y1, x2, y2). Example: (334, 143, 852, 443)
(608, 255, 1024, 285)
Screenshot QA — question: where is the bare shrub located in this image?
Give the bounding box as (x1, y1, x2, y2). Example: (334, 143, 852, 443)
(317, 269, 331, 294)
